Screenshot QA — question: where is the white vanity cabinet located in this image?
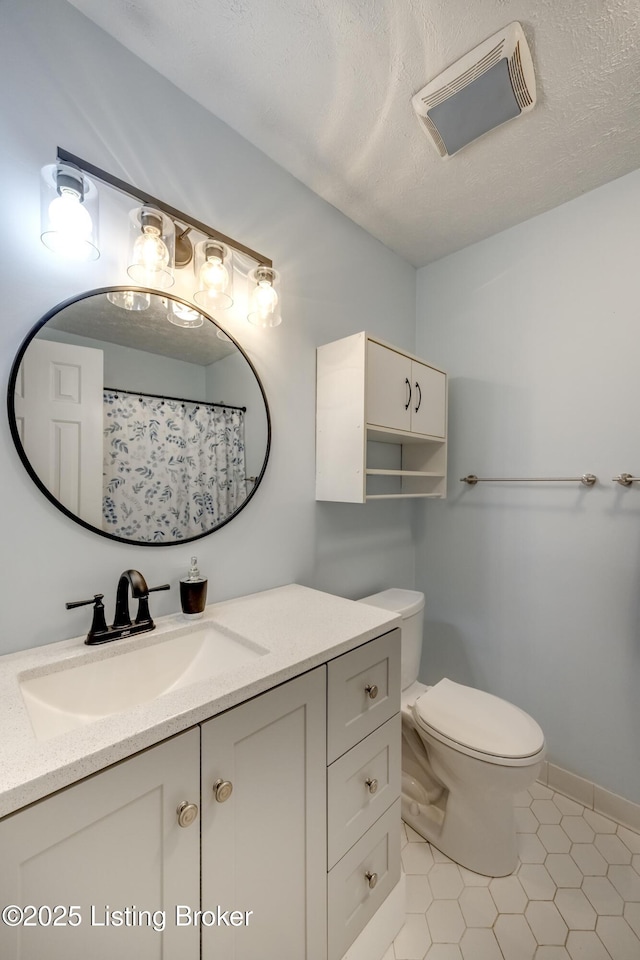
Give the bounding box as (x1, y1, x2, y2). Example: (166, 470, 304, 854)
(316, 331, 447, 502)
(0, 728, 201, 960)
(0, 625, 401, 960)
(326, 630, 402, 960)
(200, 667, 327, 960)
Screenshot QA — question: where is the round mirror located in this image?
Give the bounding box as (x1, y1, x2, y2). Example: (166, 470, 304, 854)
(8, 287, 271, 545)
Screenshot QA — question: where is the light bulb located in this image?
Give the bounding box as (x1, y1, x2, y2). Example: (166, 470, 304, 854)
(40, 162, 99, 261)
(168, 301, 204, 328)
(132, 228, 169, 275)
(248, 267, 281, 326)
(254, 280, 278, 314)
(200, 255, 229, 294)
(46, 192, 93, 259)
(194, 241, 233, 309)
(127, 206, 174, 287)
(106, 290, 151, 311)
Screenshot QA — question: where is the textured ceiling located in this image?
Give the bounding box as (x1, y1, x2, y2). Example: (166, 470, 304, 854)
(66, 0, 640, 266)
(46, 294, 237, 366)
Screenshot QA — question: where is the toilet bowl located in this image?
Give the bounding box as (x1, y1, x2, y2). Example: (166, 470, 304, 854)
(359, 589, 545, 877)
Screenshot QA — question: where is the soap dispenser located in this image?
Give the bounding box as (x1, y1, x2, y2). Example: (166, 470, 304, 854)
(180, 557, 208, 620)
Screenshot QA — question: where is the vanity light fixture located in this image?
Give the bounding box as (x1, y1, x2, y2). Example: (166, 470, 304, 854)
(40, 161, 99, 261)
(247, 266, 281, 327)
(193, 241, 233, 310)
(40, 148, 281, 325)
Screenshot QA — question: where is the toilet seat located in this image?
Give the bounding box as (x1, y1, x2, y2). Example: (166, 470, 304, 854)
(413, 678, 545, 767)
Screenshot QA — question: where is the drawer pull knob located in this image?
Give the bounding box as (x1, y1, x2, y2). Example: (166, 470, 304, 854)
(365, 871, 378, 889)
(365, 683, 379, 700)
(365, 777, 379, 795)
(213, 779, 234, 803)
(176, 800, 198, 828)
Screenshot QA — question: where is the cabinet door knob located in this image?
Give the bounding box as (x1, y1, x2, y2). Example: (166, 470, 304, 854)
(365, 683, 378, 700)
(176, 800, 199, 828)
(213, 779, 234, 803)
(365, 777, 378, 795)
(415, 381, 422, 413)
(365, 871, 378, 889)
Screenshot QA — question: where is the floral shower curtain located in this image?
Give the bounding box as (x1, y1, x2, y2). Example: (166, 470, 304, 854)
(102, 390, 247, 542)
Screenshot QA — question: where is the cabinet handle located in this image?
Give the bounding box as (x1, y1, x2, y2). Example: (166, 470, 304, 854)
(404, 378, 412, 411)
(365, 777, 378, 795)
(213, 779, 234, 803)
(365, 683, 379, 700)
(176, 800, 199, 828)
(365, 871, 378, 889)
(415, 381, 422, 413)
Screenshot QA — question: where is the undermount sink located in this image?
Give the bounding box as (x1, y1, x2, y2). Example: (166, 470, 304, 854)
(19, 621, 269, 741)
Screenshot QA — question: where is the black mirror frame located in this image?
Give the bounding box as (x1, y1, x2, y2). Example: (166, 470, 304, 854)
(7, 286, 272, 547)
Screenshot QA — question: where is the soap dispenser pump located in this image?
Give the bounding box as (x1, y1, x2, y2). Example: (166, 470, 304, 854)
(180, 557, 208, 620)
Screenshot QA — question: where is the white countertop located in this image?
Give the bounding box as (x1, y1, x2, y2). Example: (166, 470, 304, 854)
(0, 584, 400, 819)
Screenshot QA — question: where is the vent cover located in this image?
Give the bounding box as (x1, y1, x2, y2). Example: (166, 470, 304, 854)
(412, 22, 536, 158)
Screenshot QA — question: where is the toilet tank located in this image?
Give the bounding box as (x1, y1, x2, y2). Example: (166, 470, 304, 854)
(358, 589, 425, 691)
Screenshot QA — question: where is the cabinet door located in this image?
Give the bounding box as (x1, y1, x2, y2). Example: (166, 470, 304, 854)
(0, 729, 200, 960)
(201, 667, 326, 960)
(410, 360, 446, 438)
(366, 341, 411, 432)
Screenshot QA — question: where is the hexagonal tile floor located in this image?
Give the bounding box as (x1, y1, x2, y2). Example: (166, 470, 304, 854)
(383, 783, 640, 960)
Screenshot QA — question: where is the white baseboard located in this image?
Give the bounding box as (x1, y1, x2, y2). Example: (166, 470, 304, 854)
(538, 760, 640, 833)
(341, 875, 405, 960)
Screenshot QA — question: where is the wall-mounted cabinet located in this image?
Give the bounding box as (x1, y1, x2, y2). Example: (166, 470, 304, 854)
(316, 333, 448, 502)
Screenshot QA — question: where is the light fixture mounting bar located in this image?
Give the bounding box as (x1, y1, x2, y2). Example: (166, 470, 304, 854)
(56, 147, 272, 268)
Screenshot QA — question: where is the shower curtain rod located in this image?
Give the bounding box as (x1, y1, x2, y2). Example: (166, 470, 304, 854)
(104, 386, 246, 413)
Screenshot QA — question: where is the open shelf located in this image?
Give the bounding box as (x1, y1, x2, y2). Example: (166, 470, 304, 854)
(365, 493, 443, 500)
(365, 469, 444, 478)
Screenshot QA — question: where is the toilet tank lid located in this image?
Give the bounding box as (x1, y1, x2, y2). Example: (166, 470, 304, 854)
(358, 588, 425, 619)
(414, 678, 545, 759)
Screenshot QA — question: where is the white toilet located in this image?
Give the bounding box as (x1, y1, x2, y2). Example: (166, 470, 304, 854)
(359, 588, 545, 877)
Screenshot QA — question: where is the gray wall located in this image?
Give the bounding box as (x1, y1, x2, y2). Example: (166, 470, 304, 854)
(416, 169, 640, 803)
(1, 0, 417, 654)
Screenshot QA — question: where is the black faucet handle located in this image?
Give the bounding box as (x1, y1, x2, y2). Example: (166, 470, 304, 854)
(134, 584, 170, 626)
(66, 594, 109, 642)
(66, 593, 104, 610)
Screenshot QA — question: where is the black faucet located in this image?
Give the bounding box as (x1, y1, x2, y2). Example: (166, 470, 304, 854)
(66, 570, 170, 645)
(114, 569, 150, 629)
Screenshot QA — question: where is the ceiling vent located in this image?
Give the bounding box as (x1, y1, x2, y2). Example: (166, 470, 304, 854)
(412, 22, 536, 159)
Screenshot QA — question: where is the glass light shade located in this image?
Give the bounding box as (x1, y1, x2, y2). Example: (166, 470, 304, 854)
(106, 289, 151, 311)
(40, 163, 99, 261)
(168, 300, 204, 329)
(193, 241, 233, 309)
(247, 266, 281, 327)
(127, 205, 175, 288)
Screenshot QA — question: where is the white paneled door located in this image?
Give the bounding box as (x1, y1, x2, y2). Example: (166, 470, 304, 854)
(15, 338, 103, 527)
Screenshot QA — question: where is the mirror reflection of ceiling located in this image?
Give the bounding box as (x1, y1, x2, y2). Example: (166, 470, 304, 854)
(46, 295, 236, 366)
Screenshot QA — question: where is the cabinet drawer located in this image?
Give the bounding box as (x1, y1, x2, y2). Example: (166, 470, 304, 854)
(327, 629, 400, 763)
(327, 799, 401, 960)
(328, 714, 401, 869)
